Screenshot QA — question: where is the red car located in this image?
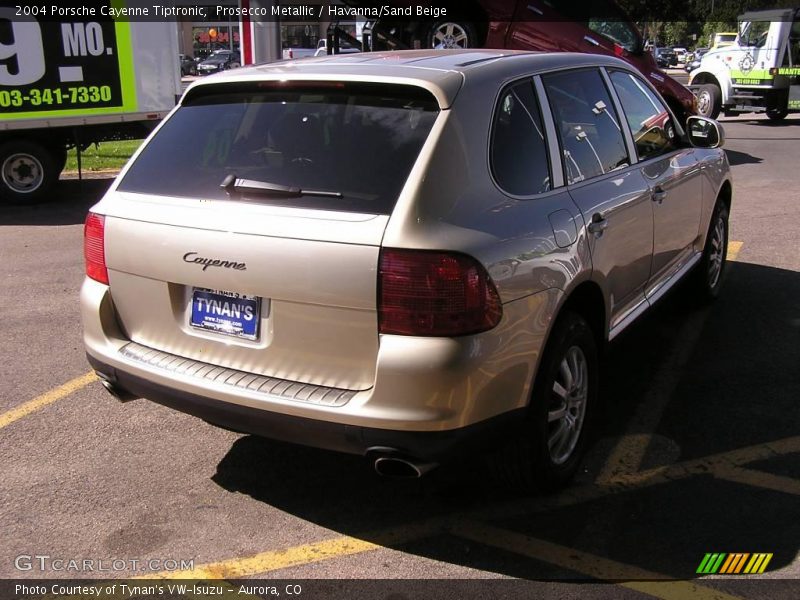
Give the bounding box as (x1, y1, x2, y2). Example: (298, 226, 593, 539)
(353, 0, 697, 121)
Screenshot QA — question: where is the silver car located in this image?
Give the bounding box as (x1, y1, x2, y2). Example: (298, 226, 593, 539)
(82, 50, 731, 490)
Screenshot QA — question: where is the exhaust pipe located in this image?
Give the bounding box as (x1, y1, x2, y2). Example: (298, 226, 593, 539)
(371, 451, 438, 478)
(96, 373, 139, 402)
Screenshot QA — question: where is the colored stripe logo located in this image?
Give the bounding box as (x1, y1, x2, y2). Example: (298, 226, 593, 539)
(697, 553, 773, 574)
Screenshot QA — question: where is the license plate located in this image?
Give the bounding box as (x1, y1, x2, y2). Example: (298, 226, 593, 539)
(190, 288, 260, 340)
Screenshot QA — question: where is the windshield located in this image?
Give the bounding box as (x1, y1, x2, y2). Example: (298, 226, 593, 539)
(118, 82, 439, 214)
(739, 20, 770, 48)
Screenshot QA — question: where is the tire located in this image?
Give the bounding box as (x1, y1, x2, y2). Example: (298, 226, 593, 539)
(427, 21, 478, 49)
(495, 311, 599, 492)
(696, 84, 722, 119)
(766, 107, 788, 121)
(690, 202, 729, 302)
(0, 140, 60, 205)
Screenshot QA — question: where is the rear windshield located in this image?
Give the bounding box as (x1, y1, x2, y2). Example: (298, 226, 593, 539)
(118, 82, 440, 214)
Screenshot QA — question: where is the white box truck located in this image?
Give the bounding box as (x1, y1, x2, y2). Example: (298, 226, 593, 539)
(0, 2, 181, 203)
(689, 7, 800, 121)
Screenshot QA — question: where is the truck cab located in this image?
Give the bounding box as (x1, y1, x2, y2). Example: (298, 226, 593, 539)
(689, 8, 800, 121)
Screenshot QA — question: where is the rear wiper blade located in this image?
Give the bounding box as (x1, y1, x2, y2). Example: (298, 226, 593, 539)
(220, 175, 343, 198)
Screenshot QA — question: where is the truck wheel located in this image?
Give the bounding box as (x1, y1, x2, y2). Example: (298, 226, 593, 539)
(427, 21, 477, 49)
(0, 140, 59, 204)
(766, 108, 788, 121)
(696, 84, 721, 119)
(494, 311, 598, 492)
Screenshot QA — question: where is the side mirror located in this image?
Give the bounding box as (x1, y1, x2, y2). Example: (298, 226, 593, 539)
(686, 116, 724, 148)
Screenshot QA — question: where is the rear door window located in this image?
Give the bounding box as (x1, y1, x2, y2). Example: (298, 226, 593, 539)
(542, 68, 629, 185)
(118, 83, 439, 214)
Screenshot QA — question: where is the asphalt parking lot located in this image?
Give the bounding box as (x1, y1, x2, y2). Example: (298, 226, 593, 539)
(1, 112, 798, 599)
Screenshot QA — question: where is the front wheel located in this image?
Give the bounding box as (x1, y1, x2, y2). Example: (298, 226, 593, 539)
(690, 202, 729, 302)
(696, 84, 722, 119)
(427, 21, 477, 49)
(495, 311, 599, 492)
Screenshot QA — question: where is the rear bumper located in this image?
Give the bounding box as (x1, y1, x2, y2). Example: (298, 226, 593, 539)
(87, 352, 524, 462)
(81, 276, 557, 461)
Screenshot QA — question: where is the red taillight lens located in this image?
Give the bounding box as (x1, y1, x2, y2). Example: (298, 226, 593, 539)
(84, 212, 108, 285)
(378, 249, 502, 337)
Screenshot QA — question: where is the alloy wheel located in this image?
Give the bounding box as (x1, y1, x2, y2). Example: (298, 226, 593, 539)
(547, 345, 589, 465)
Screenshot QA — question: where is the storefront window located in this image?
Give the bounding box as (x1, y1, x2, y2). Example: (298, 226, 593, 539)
(193, 26, 240, 59)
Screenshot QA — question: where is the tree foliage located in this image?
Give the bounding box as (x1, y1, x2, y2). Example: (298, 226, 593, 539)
(616, 0, 795, 47)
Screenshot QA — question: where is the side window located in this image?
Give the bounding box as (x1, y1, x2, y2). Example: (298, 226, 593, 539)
(490, 79, 551, 196)
(609, 70, 677, 161)
(542, 68, 629, 185)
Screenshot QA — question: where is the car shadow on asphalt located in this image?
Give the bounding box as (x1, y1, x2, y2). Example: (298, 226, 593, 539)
(725, 149, 763, 166)
(0, 177, 113, 226)
(212, 261, 800, 584)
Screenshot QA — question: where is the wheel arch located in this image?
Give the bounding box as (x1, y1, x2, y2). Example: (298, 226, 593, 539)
(717, 178, 733, 213)
(691, 71, 729, 104)
(558, 281, 607, 352)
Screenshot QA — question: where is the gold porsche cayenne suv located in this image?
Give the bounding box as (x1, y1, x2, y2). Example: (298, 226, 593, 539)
(82, 50, 732, 489)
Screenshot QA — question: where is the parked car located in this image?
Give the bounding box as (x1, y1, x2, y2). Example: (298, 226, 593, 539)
(196, 50, 240, 75)
(82, 50, 731, 490)
(685, 47, 709, 72)
(673, 47, 688, 63)
(349, 1, 696, 121)
(179, 54, 197, 77)
(654, 47, 676, 68)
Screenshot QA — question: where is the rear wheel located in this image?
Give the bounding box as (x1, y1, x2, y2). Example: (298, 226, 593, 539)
(696, 84, 721, 119)
(766, 107, 788, 121)
(496, 311, 598, 492)
(0, 140, 60, 205)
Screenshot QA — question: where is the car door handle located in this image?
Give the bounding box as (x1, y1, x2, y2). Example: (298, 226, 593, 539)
(583, 36, 600, 46)
(652, 186, 667, 204)
(587, 213, 608, 236)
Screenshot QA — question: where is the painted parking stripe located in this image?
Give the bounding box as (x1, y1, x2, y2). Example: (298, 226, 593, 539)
(137, 436, 800, 582)
(713, 465, 800, 496)
(138, 521, 438, 580)
(597, 241, 744, 484)
(0, 371, 96, 430)
(451, 520, 746, 600)
(727, 241, 744, 261)
(597, 308, 708, 484)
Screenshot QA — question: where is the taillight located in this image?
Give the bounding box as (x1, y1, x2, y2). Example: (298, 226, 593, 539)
(84, 212, 108, 284)
(378, 249, 502, 337)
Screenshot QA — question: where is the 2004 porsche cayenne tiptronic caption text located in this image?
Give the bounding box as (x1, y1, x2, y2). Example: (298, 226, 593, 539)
(82, 50, 732, 490)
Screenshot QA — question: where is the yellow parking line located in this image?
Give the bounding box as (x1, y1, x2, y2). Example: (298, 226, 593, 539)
(141, 536, 379, 579)
(713, 465, 800, 496)
(139, 522, 437, 579)
(597, 308, 708, 484)
(727, 241, 743, 261)
(452, 520, 746, 600)
(0, 371, 96, 430)
(136, 436, 799, 581)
